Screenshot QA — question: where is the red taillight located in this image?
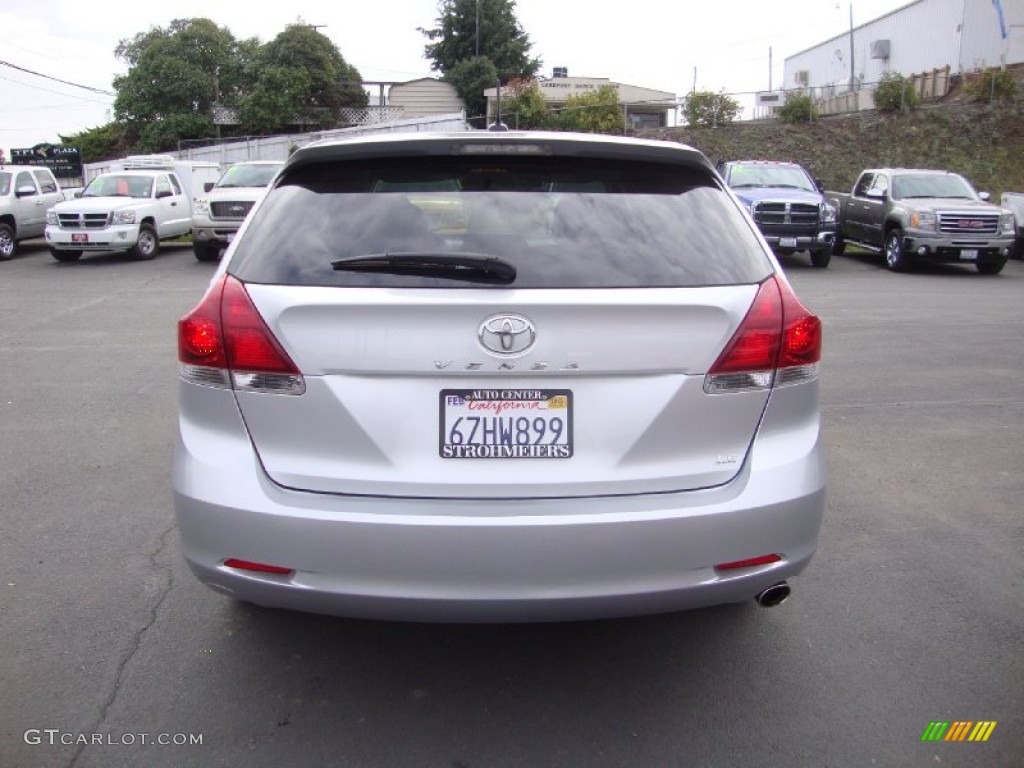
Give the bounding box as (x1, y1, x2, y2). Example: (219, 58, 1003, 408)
(778, 282, 822, 368)
(220, 276, 299, 374)
(178, 275, 303, 392)
(223, 558, 293, 575)
(708, 278, 783, 375)
(715, 554, 782, 571)
(705, 275, 821, 392)
(178, 277, 227, 367)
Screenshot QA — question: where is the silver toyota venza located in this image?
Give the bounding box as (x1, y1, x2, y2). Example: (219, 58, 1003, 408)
(173, 132, 825, 622)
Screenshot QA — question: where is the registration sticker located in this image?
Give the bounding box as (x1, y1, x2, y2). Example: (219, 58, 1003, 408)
(440, 389, 573, 459)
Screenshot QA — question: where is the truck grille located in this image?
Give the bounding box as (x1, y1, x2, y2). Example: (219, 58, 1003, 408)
(211, 201, 254, 220)
(937, 213, 998, 236)
(56, 213, 110, 230)
(751, 202, 820, 226)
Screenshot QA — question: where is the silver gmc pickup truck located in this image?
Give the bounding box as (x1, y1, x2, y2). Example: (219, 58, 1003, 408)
(828, 168, 1016, 274)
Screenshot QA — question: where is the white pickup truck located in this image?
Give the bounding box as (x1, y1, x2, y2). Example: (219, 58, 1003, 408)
(191, 160, 283, 262)
(44, 155, 220, 262)
(0, 164, 65, 260)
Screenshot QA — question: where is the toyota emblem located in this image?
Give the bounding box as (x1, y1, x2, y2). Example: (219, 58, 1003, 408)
(478, 314, 536, 356)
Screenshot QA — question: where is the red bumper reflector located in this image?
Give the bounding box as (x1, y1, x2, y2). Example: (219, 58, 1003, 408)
(223, 558, 293, 575)
(715, 554, 782, 571)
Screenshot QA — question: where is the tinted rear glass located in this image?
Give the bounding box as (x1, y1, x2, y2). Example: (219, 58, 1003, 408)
(229, 156, 772, 288)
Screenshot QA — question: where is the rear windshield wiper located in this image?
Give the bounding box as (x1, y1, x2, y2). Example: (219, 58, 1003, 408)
(332, 252, 517, 284)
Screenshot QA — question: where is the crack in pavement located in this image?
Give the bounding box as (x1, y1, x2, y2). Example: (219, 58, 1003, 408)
(67, 522, 178, 768)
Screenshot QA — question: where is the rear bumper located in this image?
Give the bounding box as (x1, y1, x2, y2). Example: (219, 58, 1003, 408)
(172, 385, 825, 623)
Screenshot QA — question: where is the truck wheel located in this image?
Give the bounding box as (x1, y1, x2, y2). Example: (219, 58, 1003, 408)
(0, 223, 16, 260)
(193, 242, 221, 262)
(49, 248, 82, 262)
(884, 229, 910, 272)
(976, 258, 1007, 275)
(831, 235, 846, 257)
(130, 224, 159, 261)
(810, 249, 831, 268)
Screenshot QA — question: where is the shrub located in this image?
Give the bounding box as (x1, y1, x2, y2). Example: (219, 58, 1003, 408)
(502, 78, 554, 130)
(683, 91, 740, 127)
(873, 72, 920, 112)
(964, 68, 1018, 102)
(777, 92, 817, 123)
(557, 85, 623, 134)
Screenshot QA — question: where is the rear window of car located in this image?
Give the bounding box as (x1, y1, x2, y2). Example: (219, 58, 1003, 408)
(229, 156, 772, 289)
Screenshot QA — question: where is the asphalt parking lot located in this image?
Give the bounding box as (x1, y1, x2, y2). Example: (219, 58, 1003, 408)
(2, 240, 1022, 768)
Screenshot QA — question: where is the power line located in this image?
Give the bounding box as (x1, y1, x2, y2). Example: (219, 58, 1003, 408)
(0, 59, 114, 96)
(0, 73, 112, 104)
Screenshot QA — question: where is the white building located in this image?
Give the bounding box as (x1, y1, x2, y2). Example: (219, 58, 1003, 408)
(784, 0, 1023, 96)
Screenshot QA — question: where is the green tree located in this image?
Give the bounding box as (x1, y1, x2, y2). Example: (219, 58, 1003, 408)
(421, 0, 539, 123)
(237, 24, 366, 134)
(557, 85, 623, 134)
(872, 71, 920, 112)
(421, 0, 540, 79)
(502, 77, 552, 129)
(683, 90, 740, 127)
(776, 91, 818, 124)
(59, 123, 129, 164)
(113, 18, 253, 151)
(446, 55, 499, 124)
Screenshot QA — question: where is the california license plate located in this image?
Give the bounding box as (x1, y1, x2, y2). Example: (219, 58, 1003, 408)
(71, 233, 89, 243)
(960, 249, 978, 260)
(440, 389, 573, 459)
(779, 237, 798, 248)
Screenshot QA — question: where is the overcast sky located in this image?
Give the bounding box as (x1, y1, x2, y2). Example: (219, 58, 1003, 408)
(0, 0, 913, 153)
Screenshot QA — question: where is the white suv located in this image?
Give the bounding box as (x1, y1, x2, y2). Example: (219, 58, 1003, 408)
(174, 132, 825, 622)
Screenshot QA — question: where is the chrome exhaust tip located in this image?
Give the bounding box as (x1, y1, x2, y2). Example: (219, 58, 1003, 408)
(755, 582, 791, 608)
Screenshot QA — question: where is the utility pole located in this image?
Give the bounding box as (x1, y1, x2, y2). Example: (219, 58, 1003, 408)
(768, 46, 773, 91)
(849, 4, 856, 91)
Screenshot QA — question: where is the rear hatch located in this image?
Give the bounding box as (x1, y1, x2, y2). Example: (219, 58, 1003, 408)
(200, 137, 787, 499)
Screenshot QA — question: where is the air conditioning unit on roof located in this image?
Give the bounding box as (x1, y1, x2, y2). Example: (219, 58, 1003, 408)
(121, 154, 176, 169)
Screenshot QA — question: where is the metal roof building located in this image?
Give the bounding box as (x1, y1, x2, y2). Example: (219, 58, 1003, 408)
(783, 0, 1022, 95)
(484, 71, 676, 130)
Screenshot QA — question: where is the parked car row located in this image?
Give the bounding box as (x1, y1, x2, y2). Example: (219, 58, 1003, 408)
(716, 158, 1018, 274)
(2, 155, 284, 264)
(6, 151, 1020, 276)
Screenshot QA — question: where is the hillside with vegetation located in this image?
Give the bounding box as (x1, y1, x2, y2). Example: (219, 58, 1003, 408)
(646, 99, 1024, 199)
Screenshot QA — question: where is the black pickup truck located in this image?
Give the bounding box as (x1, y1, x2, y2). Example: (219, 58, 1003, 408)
(717, 160, 837, 268)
